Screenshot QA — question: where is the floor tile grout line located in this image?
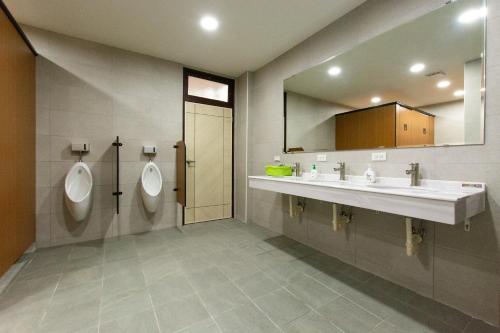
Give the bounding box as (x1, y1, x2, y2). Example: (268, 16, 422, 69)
(167, 271, 223, 333)
(37, 270, 63, 329)
(192, 292, 223, 333)
(147, 292, 162, 333)
(231, 275, 285, 332)
(5, 221, 494, 332)
(307, 308, 347, 333)
(371, 319, 387, 331)
(96, 254, 105, 333)
(258, 254, 388, 325)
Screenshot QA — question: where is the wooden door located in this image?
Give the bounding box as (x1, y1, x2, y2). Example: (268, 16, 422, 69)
(336, 104, 396, 150)
(396, 106, 435, 147)
(427, 116, 435, 145)
(184, 102, 232, 224)
(373, 104, 396, 148)
(396, 105, 414, 147)
(0, 9, 36, 276)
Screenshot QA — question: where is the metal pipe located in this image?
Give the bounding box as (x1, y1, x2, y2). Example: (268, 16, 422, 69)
(332, 203, 351, 231)
(405, 217, 423, 256)
(112, 136, 123, 214)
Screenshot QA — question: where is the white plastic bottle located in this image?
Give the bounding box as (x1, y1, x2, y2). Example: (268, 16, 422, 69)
(364, 164, 376, 183)
(310, 164, 318, 180)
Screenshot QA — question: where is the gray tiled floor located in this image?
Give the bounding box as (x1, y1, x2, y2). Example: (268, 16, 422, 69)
(0, 219, 499, 333)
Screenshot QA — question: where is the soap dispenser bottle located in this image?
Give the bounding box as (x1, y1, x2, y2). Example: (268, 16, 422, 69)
(310, 164, 318, 180)
(364, 164, 376, 183)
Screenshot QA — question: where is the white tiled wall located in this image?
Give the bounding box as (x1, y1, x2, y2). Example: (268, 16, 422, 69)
(246, 0, 500, 327)
(28, 27, 182, 247)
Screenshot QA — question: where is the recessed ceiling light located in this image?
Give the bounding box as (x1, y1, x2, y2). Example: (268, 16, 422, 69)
(371, 96, 381, 104)
(437, 80, 451, 88)
(458, 7, 487, 24)
(200, 16, 219, 31)
(327, 66, 342, 76)
(410, 63, 425, 73)
(453, 90, 464, 97)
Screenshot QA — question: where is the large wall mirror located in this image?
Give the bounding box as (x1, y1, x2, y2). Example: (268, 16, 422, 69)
(284, 0, 486, 153)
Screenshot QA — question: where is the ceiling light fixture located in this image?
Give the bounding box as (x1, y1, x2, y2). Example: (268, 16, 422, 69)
(410, 63, 425, 73)
(437, 80, 451, 88)
(327, 66, 342, 76)
(200, 16, 219, 31)
(371, 96, 381, 104)
(453, 90, 465, 97)
(458, 7, 487, 24)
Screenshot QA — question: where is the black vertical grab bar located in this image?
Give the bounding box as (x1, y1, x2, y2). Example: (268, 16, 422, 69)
(112, 136, 123, 214)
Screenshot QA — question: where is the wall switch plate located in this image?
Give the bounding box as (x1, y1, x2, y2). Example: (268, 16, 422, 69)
(274, 155, 281, 162)
(372, 152, 387, 161)
(316, 154, 327, 162)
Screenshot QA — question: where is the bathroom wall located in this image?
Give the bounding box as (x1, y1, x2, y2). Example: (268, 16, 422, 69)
(421, 100, 465, 145)
(286, 92, 352, 151)
(28, 27, 182, 247)
(247, 0, 500, 326)
(234, 72, 251, 222)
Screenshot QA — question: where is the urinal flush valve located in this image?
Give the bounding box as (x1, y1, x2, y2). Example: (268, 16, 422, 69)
(143, 145, 158, 161)
(71, 142, 90, 161)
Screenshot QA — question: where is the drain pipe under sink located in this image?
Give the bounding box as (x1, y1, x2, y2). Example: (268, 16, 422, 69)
(288, 195, 305, 218)
(405, 217, 423, 256)
(332, 203, 351, 231)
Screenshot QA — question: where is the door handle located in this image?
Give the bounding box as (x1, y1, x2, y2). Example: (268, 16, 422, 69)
(186, 160, 196, 167)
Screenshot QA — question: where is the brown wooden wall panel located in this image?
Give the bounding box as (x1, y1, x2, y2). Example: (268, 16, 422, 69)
(335, 104, 396, 150)
(336, 102, 436, 151)
(0, 7, 36, 276)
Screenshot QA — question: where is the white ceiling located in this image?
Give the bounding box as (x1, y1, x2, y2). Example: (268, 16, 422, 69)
(284, 0, 485, 109)
(5, 0, 365, 77)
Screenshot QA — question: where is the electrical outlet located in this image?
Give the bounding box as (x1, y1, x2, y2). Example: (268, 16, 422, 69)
(273, 155, 281, 162)
(316, 154, 327, 162)
(372, 152, 386, 161)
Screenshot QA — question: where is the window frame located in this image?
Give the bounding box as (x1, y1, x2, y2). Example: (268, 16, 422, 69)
(183, 68, 234, 108)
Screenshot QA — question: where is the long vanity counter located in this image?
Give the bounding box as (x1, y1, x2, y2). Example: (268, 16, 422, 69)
(249, 174, 486, 225)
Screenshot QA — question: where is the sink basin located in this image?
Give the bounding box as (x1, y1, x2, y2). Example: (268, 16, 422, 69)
(365, 184, 437, 192)
(306, 179, 343, 183)
(248, 175, 486, 225)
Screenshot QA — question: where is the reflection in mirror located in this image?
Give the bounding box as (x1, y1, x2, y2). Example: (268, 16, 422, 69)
(284, 0, 486, 153)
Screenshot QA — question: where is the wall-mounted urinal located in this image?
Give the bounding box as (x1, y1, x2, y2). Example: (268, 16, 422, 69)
(64, 162, 93, 221)
(141, 161, 162, 213)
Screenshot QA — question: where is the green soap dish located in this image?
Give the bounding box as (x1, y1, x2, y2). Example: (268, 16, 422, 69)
(265, 165, 292, 177)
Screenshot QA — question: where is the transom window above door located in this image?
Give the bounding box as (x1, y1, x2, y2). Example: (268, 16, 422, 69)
(184, 68, 234, 108)
(188, 76, 229, 102)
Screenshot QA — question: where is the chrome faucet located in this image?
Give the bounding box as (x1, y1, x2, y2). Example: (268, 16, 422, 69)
(334, 162, 346, 181)
(405, 163, 419, 186)
(292, 162, 302, 177)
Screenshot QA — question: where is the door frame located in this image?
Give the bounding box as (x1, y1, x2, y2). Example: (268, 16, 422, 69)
(182, 68, 235, 225)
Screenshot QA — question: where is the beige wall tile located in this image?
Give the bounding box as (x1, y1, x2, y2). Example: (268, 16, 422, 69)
(434, 247, 500, 326)
(36, 135, 51, 162)
(246, 0, 500, 326)
(36, 162, 51, 187)
(50, 135, 113, 162)
(36, 187, 51, 215)
(36, 107, 50, 135)
(35, 214, 51, 248)
(30, 27, 181, 250)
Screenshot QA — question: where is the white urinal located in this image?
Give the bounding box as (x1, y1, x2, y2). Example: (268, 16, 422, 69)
(64, 162, 93, 221)
(141, 162, 162, 213)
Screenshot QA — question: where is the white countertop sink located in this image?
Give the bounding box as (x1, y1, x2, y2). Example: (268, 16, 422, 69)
(248, 174, 486, 225)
